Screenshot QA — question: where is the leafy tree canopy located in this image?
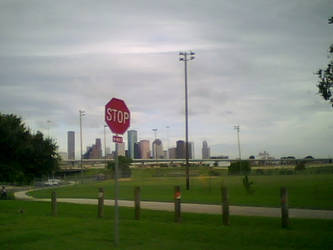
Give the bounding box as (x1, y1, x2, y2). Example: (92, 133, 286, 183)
(0, 113, 59, 184)
(316, 17, 333, 107)
(107, 156, 132, 178)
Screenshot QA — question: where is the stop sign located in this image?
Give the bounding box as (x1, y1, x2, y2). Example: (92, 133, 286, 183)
(105, 98, 130, 135)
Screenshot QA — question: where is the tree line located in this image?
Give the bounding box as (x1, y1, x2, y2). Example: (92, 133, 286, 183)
(0, 113, 59, 184)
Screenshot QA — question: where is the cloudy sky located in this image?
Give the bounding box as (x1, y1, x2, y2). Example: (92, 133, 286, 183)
(1, 0, 332, 159)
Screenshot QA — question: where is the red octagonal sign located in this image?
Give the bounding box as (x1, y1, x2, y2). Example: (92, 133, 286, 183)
(105, 98, 130, 135)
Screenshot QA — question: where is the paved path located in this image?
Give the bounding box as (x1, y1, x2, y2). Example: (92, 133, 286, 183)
(14, 189, 333, 220)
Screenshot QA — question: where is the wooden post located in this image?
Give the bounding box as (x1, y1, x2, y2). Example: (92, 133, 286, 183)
(134, 186, 141, 220)
(174, 186, 181, 223)
(51, 191, 57, 216)
(98, 187, 104, 218)
(280, 187, 289, 228)
(221, 186, 230, 226)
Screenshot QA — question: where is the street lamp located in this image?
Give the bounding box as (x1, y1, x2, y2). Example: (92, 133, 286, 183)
(234, 125, 241, 160)
(79, 110, 86, 171)
(179, 50, 195, 190)
(104, 124, 108, 166)
(46, 120, 51, 138)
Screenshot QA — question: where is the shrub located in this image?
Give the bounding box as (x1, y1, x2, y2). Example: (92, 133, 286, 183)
(243, 175, 254, 194)
(279, 169, 294, 175)
(0, 190, 15, 200)
(255, 169, 264, 175)
(295, 161, 306, 172)
(208, 169, 221, 176)
(228, 161, 251, 175)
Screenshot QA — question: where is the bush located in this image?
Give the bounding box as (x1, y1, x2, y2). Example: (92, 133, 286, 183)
(279, 169, 294, 175)
(243, 175, 254, 194)
(255, 169, 264, 175)
(228, 161, 251, 175)
(0, 189, 15, 200)
(208, 169, 221, 176)
(295, 161, 306, 172)
(107, 156, 132, 178)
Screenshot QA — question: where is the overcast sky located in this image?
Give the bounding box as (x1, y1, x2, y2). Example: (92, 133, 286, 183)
(1, 0, 333, 159)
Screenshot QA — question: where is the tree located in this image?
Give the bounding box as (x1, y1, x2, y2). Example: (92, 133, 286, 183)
(228, 160, 251, 175)
(316, 17, 333, 107)
(0, 113, 59, 184)
(295, 161, 306, 172)
(107, 156, 132, 178)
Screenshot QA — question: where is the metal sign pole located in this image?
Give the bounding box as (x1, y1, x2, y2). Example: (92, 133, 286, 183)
(105, 98, 130, 247)
(114, 138, 119, 246)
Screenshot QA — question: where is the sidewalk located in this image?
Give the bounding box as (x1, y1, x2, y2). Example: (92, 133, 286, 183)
(14, 189, 333, 219)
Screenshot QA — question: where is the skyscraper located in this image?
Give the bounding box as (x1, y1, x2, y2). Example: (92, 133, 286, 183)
(134, 142, 141, 159)
(189, 142, 194, 159)
(116, 142, 125, 156)
(176, 140, 185, 159)
(202, 140, 210, 159)
(139, 140, 150, 159)
(67, 131, 75, 160)
(152, 139, 164, 159)
(127, 130, 138, 159)
(83, 138, 102, 159)
(168, 147, 177, 159)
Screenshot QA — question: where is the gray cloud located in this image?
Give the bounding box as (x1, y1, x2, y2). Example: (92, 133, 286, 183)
(1, 0, 333, 158)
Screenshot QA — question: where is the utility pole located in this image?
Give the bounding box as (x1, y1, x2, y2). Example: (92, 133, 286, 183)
(46, 120, 51, 138)
(179, 50, 195, 190)
(79, 110, 85, 172)
(234, 125, 241, 160)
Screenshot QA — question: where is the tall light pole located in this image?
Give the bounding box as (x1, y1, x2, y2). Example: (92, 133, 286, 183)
(79, 110, 85, 171)
(179, 50, 195, 190)
(234, 125, 241, 160)
(46, 120, 51, 138)
(104, 124, 108, 166)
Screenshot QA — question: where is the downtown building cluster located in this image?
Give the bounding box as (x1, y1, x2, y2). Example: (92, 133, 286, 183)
(66, 130, 211, 160)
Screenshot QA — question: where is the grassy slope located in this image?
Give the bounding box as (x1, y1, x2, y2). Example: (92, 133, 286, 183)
(30, 172, 333, 210)
(1, 200, 333, 250)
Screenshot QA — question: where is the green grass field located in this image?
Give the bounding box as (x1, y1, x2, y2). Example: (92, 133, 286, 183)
(1, 200, 332, 249)
(30, 168, 333, 210)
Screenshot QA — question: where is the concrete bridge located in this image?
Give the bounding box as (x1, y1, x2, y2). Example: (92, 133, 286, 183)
(60, 158, 332, 169)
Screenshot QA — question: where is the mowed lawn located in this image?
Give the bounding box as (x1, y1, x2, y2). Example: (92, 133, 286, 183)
(29, 169, 333, 210)
(1, 200, 333, 250)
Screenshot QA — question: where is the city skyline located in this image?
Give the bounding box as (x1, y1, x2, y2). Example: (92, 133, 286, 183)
(75, 129, 204, 159)
(1, 1, 332, 159)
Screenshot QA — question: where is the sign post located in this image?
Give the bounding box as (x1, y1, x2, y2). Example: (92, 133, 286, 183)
(105, 98, 130, 246)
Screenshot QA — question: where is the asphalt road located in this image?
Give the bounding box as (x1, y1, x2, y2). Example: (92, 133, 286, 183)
(14, 189, 333, 219)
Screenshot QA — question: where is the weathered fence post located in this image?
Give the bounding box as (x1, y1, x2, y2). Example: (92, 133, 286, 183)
(174, 186, 181, 223)
(134, 186, 141, 220)
(98, 187, 104, 218)
(221, 186, 230, 225)
(280, 187, 289, 228)
(51, 191, 57, 216)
